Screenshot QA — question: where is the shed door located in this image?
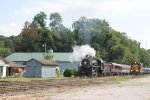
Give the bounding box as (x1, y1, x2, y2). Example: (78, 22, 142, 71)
(32, 66, 37, 78)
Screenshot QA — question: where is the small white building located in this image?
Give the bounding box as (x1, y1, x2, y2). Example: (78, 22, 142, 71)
(0, 57, 9, 78)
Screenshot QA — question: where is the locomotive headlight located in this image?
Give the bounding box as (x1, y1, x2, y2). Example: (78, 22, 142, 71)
(131, 70, 133, 71)
(84, 62, 87, 65)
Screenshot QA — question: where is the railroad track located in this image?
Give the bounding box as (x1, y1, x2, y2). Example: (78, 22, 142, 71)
(0, 79, 91, 95)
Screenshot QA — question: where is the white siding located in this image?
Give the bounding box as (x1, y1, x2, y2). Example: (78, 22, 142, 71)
(0, 59, 9, 78)
(2, 66, 7, 77)
(41, 66, 56, 78)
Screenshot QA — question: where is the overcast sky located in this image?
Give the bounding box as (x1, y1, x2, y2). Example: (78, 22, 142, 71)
(0, 0, 150, 49)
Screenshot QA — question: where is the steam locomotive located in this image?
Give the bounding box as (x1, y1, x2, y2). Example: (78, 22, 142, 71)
(78, 55, 150, 77)
(78, 55, 104, 77)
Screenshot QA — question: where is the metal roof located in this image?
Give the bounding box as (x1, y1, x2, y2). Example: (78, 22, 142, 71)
(5, 52, 74, 62)
(111, 62, 130, 68)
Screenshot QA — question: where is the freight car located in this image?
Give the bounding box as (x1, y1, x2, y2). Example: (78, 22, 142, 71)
(78, 55, 104, 77)
(130, 62, 143, 75)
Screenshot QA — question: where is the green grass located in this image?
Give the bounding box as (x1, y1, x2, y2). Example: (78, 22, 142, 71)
(0, 74, 148, 82)
(0, 76, 67, 82)
(0, 77, 50, 82)
(102, 75, 138, 82)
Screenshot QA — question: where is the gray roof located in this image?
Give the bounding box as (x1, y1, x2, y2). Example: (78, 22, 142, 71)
(6, 52, 76, 62)
(27, 58, 57, 66)
(0, 56, 25, 68)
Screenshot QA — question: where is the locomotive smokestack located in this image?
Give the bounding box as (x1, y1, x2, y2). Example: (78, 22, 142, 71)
(70, 45, 96, 62)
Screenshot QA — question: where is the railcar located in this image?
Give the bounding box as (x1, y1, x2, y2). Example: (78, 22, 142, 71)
(108, 63, 130, 76)
(143, 67, 150, 74)
(102, 62, 111, 76)
(110, 63, 123, 75)
(121, 64, 131, 75)
(98, 62, 131, 76)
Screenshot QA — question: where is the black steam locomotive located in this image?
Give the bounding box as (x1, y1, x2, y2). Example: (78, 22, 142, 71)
(78, 55, 104, 77)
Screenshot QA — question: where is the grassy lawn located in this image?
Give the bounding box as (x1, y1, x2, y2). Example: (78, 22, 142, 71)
(0, 75, 148, 82)
(0, 76, 66, 82)
(102, 75, 136, 82)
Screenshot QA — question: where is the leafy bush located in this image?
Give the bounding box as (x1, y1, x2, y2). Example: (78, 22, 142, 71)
(56, 67, 60, 77)
(63, 68, 77, 77)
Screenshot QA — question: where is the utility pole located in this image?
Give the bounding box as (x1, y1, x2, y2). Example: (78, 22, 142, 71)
(45, 43, 46, 53)
(43, 43, 47, 53)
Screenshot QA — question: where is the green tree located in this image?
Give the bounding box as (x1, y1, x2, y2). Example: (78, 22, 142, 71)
(0, 47, 11, 57)
(139, 48, 150, 66)
(0, 41, 5, 47)
(45, 50, 54, 60)
(58, 26, 75, 52)
(49, 12, 62, 28)
(5, 38, 14, 51)
(32, 12, 47, 28)
(19, 22, 40, 52)
(49, 12, 74, 52)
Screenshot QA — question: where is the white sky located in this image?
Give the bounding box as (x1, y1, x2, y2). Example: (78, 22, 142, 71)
(0, 0, 150, 49)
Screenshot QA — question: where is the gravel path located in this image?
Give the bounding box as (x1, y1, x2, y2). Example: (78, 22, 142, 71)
(50, 76, 150, 100)
(1, 76, 150, 100)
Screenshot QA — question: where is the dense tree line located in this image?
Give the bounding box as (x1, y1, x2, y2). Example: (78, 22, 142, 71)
(1, 12, 150, 66)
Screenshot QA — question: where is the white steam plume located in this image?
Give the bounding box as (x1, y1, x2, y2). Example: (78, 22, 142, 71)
(70, 45, 96, 62)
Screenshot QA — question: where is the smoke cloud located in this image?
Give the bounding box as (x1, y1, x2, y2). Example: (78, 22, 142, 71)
(70, 45, 96, 62)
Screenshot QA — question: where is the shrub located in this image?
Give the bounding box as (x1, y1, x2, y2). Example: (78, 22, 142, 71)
(63, 68, 77, 77)
(56, 67, 60, 77)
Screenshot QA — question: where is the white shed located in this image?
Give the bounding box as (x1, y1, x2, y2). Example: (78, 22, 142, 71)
(25, 58, 57, 78)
